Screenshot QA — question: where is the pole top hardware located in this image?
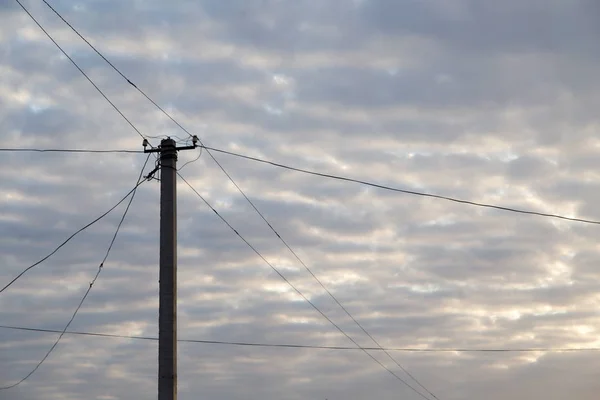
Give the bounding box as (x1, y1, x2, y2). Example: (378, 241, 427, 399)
(143, 136, 199, 153)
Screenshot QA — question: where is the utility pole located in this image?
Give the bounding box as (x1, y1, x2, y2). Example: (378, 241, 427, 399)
(144, 136, 198, 400)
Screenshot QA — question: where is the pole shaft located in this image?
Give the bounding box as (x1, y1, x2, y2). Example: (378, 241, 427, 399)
(159, 138, 177, 400)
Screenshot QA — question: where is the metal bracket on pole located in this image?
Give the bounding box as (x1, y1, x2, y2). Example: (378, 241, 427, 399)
(143, 135, 199, 154)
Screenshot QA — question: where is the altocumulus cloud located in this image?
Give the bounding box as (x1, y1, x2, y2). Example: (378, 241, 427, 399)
(1, 1, 600, 399)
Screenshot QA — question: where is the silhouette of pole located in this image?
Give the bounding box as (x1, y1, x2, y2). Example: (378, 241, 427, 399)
(158, 138, 178, 400)
(145, 136, 197, 400)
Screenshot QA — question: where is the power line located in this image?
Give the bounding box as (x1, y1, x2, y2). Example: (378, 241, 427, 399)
(2, 324, 597, 353)
(191, 144, 441, 398)
(20, 4, 586, 392)
(40, 0, 271, 229)
(36, 6, 567, 397)
(199, 145, 600, 226)
(4, 144, 594, 227)
(0, 178, 149, 295)
(5, 144, 597, 226)
(178, 146, 204, 172)
(32, 6, 597, 398)
(201, 146, 440, 399)
(0, 155, 151, 390)
(29, 14, 436, 396)
(42, 0, 184, 140)
(183, 142, 593, 400)
(145, 134, 189, 142)
(178, 172, 434, 400)
(28, 5, 430, 396)
(0, 148, 143, 154)
(14, 0, 146, 140)
(41, 0, 600, 227)
(35, 5, 428, 392)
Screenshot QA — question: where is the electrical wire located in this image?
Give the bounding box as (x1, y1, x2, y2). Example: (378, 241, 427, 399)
(0, 155, 151, 390)
(198, 145, 600, 226)
(36, 6, 599, 397)
(0, 179, 148, 295)
(25, 15, 423, 396)
(188, 142, 445, 394)
(44, 9, 452, 384)
(145, 134, 189, 143)
(2, 324, 597, 353)
(39, 6, 581, 397)
(193, 152, 439, 398)
(36, 9, 584, 398)
(14, 0, 147, 140)
(178, 172, 434, 400)
(42, 0, 186, 141)
(178, 146, 203, 172)
(38, 0, 316, 241)
(189, 146, 441, 399)
(4, 144, 596, 224)
(41, 0, 237, 198)
(0, 148, 143, 154)
(176, 145, 442, 398)
(39, 0, 600, 227)
(37, 7, 583, 398)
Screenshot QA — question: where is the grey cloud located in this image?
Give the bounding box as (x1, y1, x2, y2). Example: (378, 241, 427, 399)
(198, 0, 363, 52)
(361, 0, 600, 59)
(3, 0, 600, 399)
(0, 0, 18, 11)
(506, 155, 555, 181)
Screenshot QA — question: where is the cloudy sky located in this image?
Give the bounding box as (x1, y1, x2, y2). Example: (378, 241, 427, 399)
(2, 0, 600, 399)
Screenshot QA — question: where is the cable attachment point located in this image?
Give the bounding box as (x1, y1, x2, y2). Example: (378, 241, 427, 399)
(144, 165, 159, 181)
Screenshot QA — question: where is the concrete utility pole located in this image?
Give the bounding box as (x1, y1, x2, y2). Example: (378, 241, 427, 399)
(144, 136, 198, 400)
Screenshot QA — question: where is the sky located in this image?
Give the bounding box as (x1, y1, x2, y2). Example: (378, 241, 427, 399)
(1, 0, 600, 399)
